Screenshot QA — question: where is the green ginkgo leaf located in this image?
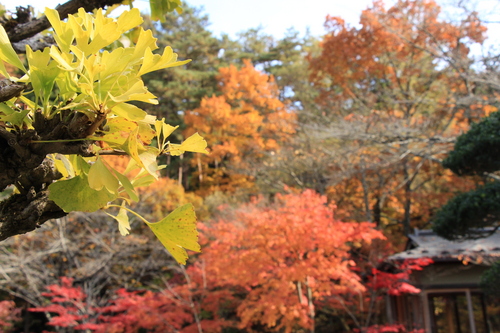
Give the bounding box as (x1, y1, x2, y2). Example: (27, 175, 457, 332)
(26, 46, 61, 105)
(112, 103, 147, 121)
(114, 170, 139, 202)
(88, 157, 120, 194)
(150, 0, 183, 22)
(48, 173, 116, 212)
(0, 104, 29, 127)
(145, 204, 200, 264)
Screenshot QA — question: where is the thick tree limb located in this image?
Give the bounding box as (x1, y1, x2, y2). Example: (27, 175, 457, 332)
(0, 81, 26, 102)
(12, 34, 54, 53)
(0, 103, 104, 240)
(0, 187, 66, 242)
(5, 0, 125, 43)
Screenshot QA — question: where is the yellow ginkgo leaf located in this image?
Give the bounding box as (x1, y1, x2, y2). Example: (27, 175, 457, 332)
(0, 26, 27, 74)
(120, 127, 151, 172)
(168, 143, 183, 156)
(132, 28, 158, 60)
(155, 119, 178, 149)
(113, 103, 147, 121)
(137, 46, 191, 76)
(179, 132, 209, 154)
(45, 8, 75, 52)
(108, 80, 158, 104)
(145, 204, 200, 265)
(106, 202, 131, 236)
(139, 150, 160, 178)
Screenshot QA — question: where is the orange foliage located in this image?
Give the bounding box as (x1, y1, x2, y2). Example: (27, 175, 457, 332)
(311, 0, 486, 108)
(184, 59, 296, 194)
(309, 0, 489, 136)
(309, 0, 489, 238)
(100, 155, 131, 174)
(200, 190, 385, 332)
(326, 162, 479, 247)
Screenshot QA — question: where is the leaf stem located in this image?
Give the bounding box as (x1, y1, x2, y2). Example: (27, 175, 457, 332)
(34, 138, 89, 143)
(106, 204, 150, 224)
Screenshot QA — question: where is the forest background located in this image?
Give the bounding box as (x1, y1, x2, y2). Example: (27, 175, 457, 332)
(0, 0, 499, 332)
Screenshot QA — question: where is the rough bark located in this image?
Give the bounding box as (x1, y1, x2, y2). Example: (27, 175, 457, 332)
(0, 188, 67, 242)
(12, 34, 54, 53)
(0, 82, 102, 240)
(0, 1, 129, 240)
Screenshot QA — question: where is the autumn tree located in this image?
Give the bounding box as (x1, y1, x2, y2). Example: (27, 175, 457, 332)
(304, 0, 488, 237)
(228, 27, 321, 119)
(184, 60, 295, 194)
(138, 5, 244, 185)
(200, 190, 384, 332)
(30, 275, 201, 332)
(0, 301, 20, 332)
(430, 44, 500, 240)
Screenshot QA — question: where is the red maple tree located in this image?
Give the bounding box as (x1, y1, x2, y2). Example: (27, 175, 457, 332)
(200, 189, 385, 332)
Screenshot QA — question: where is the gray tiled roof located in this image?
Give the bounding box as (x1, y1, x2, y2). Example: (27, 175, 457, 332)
(389, 228, 500, 265)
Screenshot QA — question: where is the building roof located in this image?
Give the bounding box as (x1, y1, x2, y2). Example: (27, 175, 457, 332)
(389, 228, 500, 265)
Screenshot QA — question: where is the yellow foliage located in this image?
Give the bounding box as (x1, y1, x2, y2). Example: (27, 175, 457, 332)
(184, 60, 296, 194)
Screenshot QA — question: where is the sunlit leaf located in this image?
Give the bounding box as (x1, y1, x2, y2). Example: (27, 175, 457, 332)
(45, 7, 74, 52)
(150, 0, 183, 22)
(108, 80, 158, 104)
(139, 150, 160, 177)
(50, 154, 74, 179)
(132, 28, 158, 59)
(169, 132, 208, 156)
(0, 108, 29, 127)
(26, 46, 60, 105)
(155, 119, 178, 149)
(106, 202, 131, 236)
(49, 46, 78, 72)
(137, 121, 156, 144)
(145, 204, 200, 264)
(0, 25, 27, 73)
(131, 173, 156, 188)
(138, 46, 190, 76)
(112, 103, 147, 121)
(122, 127, 145, 168)
(88, 156, 120, 194)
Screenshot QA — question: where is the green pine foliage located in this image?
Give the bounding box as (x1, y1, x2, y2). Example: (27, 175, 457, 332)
(432, 181, 500, 239)
(443, 110, 500, 176)
(140, 5, 234, 126)
(480, 260, 500, 298)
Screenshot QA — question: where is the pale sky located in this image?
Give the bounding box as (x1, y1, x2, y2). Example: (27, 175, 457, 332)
(5, 0, 392, 39)
(7, 0, 500, 47)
